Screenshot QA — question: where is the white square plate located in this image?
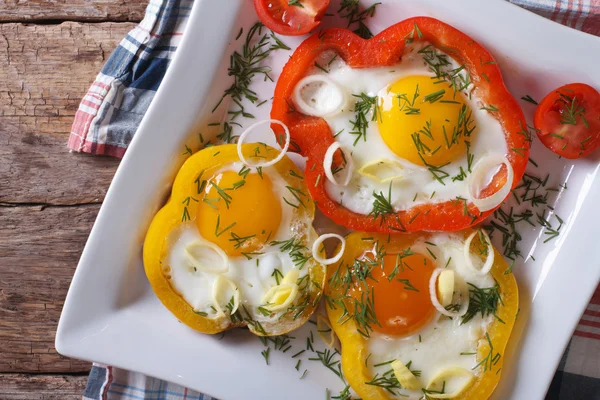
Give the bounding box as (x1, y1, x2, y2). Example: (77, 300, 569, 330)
(56, 1, 600, 399)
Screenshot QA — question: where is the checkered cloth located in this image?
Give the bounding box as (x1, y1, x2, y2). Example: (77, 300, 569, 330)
(73, 0, 600, 399)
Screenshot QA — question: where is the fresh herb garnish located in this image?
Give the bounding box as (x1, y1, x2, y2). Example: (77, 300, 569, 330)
(461, 283, 504, 324)
(521, 94, 538, 105)
(473, 332, 501, 372)
(365, 368, 401, 395)
(337, 0, 381, 39)
(369, 183, 395, 224)
(349, 92, 380, 145)
(557, 92, 588, 127)
(271, 237, 312, 269)
(213, 23, 289, 119)
(308, 349, 345, 382)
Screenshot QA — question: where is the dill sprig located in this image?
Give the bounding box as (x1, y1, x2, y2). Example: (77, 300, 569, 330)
(261, 347, 270, 365)
(327, 247, 385, 338)
(387, 248, 416, 281)
(260, 334, 295, 352)
(365, 368, 401, 395)
(229, 232, 256, 249)
(557, 92, 589, 128)
(404, 22, 423, 44)
(210, 181, 233, 209)
(369, 183, 395, 224)
(461, 283, 504, 324)
(474, 332, 501, 372)
(418, 45, 473, 96)
(270, 237, 312, 269)
(349, 92, 381, 145)
(397, 84, 421, 115)
(271, 268, 284, 285)
(331, 385, 352, 400)
(213, 23, 289, 119)
(214, 215, 236, 237)
(538, 212, 564, 243)
(521, 94, 538, 105)
(484, 168, 564, 270)
(216, 122, 234, 143)
(423, 89, 446, 103)
(418, 153, 450, 185)
(308, 349, 345, 382)
(283, 185, 308, 209)
(338, 0, 381, 39)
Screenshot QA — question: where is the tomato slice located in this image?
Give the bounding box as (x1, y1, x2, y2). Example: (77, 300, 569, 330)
(253, 0, 330, 36)
(534, 83, 600, 159)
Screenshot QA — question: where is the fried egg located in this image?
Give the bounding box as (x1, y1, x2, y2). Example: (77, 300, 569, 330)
(325, 230, 518, 399)
(292, 44, 508, 215)
(145, 144, 325, 335)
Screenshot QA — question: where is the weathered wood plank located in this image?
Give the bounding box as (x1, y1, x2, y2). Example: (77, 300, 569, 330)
(0, 373, 88, 399)
(0, 204, 100, 373)
(0, 22, 128, 203)
(0, 0, 147, 22)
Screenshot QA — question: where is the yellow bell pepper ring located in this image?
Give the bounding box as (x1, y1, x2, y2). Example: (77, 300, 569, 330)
(144, 144, 326, 336)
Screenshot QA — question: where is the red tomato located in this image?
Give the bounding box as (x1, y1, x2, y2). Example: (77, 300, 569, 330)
(534, 83, 600, 159)
(253, 0, 330, 36)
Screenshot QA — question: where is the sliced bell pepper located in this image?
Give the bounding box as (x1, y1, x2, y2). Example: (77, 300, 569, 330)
(325, 230, 519, 400)
(271, 17, 529, 232)
(143, 144, 325, 335)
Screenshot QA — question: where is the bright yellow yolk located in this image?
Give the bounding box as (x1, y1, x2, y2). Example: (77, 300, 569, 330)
(352, 252, 435, 337)
(379, 75, 474, 167)
(196, 171, 282, 257)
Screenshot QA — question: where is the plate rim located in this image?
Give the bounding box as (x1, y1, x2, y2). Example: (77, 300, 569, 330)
(56, 1, 600, 399)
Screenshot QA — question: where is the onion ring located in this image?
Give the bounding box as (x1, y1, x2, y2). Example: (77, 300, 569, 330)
(312, 233, 345, 265)
(323, 142, 353, 186)
(429, 268, 469, 318)
(293, 75, 346, 117)
(468, 155, 514, 212)
(237, 119, 290, 168)
(463, 230, 494, 276)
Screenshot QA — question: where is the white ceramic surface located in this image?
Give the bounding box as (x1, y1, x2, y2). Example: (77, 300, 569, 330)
(56, 1, 600, 399)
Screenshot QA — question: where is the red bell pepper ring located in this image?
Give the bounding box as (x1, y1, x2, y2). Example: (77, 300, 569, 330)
(271, 17, 529, 233)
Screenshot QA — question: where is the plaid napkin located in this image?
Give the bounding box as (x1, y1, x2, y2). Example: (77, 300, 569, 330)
(72, 0, 600, 399)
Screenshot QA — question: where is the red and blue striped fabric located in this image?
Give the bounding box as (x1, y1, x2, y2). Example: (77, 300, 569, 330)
(71, 0, 600, 399)
(68, 0, 192, 157)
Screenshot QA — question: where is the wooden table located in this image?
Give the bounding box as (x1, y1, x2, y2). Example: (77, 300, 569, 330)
(0, 1, 148, 397)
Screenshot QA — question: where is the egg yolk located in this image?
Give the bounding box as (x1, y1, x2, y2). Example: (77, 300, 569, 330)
(378, 75, 474, 167)
(352, 251, 435, 337)
(196, 170, 282, 257)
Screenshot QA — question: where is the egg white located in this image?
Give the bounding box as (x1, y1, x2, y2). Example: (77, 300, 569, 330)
(296, 45, 508, 215)
(165, 162, 315, 323)
(365, 232, 496, 399)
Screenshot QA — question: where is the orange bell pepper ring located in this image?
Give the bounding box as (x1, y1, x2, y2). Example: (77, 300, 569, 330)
(325, 231, 519, 400)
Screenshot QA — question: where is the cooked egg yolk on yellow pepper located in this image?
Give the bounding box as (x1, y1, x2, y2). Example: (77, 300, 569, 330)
(326, 231, 518, 400)
(350, 252, 436, 337)
(196, 171, 282, 257)
(379, 75, 474, 167)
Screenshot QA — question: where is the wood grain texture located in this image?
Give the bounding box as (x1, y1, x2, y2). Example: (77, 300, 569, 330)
(0, 373, 88, 399)
(0, 22, 130, 203)
(0, 0, 147, 22)
(0, 204, 101, 373)
(0, 21, 137, 376)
